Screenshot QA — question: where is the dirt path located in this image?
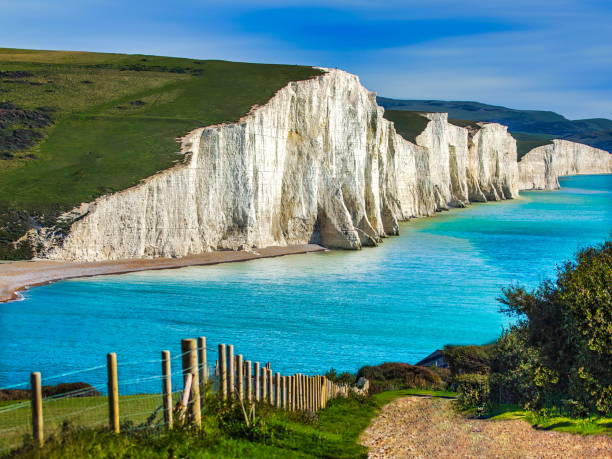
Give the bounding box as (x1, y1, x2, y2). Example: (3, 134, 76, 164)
(361, 397, 612, 458)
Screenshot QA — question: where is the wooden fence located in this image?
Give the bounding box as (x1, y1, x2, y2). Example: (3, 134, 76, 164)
(24, 336, 368, 445)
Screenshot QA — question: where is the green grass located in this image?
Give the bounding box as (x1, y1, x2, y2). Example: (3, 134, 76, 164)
(0, 394, 163, 453)
(2, 389, 454, 458)
(382, 109, 430, 143)
(509, 131, 554, 159)
(487, 405, 612, 436)
(0, 48, 322, 257)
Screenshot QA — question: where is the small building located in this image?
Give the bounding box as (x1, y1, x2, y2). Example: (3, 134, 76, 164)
(415, 349, 448, 368)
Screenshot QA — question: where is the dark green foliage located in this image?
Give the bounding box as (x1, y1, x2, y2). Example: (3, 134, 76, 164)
(510, 132, 554, 159)
(498, 239, 612, 415)
(488, 328, 546, 408)
(357, 362, 444, 393)
(0, 70, 34, 78)
(381, 110, 429, 143)
(443, 345, 493, 376)
(454, 374, 490, 412)
(325, 369, 357, 385)
(455, 240, 612, 417)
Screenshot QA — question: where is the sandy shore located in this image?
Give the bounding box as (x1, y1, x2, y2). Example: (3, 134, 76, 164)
(0, 244, 326, 303)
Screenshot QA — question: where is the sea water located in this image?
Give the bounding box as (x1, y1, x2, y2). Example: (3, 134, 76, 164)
(1, 175, 610, 392)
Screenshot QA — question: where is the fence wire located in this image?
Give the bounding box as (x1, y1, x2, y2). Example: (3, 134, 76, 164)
(0, 341, 357, 455)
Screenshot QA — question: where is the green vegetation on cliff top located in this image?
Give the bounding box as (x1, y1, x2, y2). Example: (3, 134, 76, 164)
(0, 48, 321, 258)
(0, 48, 321, 212)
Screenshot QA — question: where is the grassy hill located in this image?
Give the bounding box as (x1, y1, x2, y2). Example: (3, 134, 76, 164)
(0, 48, 321, 258)
(378, 97, 611, 154)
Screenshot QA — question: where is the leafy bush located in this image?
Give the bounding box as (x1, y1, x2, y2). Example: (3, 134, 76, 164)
(443, 344, 493, 375)
(356, 362, 444, 393)
(325, 368, 357, 385)
(454, 373, 490, 412)
(499, 239, 612, 415)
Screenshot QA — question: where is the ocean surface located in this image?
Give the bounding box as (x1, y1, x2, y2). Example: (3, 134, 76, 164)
(1, 175, 610, 392)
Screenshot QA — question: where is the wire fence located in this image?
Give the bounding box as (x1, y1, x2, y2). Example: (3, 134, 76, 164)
(0, 336, 367, 454)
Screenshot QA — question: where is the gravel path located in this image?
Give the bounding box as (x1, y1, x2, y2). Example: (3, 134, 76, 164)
(360, 396, 612, 458)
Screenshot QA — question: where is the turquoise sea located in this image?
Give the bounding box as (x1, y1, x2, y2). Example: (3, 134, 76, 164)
(0, 175, 610, 392)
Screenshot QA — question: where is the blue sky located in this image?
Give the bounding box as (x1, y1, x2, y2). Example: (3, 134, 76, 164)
(1, 0, 611, 119)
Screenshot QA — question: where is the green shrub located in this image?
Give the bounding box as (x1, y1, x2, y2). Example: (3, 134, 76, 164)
(443, 344, 493, 376)
(356, 362, 444, 393)
(325, 368, 357, 386)
(499, 239, 612, 415)
(454, 373, 490, 412)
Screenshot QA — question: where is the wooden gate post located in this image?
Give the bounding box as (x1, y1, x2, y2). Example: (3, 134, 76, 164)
(107, 353, 120, 433)
(218, 344, 227, 400)
(30, 372, 43, 446)
(161, 350, 173, 428)
(181, 339, 201, 427)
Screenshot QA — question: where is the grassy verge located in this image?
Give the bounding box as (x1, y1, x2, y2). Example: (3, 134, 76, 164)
(2, 389, 454, 458)
(487, 405, 612, 436)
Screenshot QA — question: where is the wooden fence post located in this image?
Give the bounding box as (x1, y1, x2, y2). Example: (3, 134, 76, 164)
(218, 344, 227, 400)
(275, 373, 281, 407)
(161, 350, 173, 429)
(254, 362, 261, 402)
(227, 345, 235, 398)
(261, 365, 268, 402)
(30, 372, 43, 446)
(107, 353, 120, 433)
(298, 374, 303, 411)
(236, 354, 244, 401)
(246, 360, 253, 402)
(197, 336, 208, 387)
(283, 376, 288, 410)
(181, 339, 201, 427)
(267, 368, 274, 404)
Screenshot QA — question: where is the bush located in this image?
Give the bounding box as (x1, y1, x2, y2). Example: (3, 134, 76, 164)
(499, 239, 612, 415)
(454, 373, 490, 412)
(325, 369, 356, 386)
(443, 345, 493, 375)
(356, 362, 444, 393)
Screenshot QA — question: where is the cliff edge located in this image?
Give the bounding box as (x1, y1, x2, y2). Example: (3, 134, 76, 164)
(28, 69, 609, 261)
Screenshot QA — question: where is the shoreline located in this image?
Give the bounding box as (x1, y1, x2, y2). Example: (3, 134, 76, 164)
(0, 244, 326, 303)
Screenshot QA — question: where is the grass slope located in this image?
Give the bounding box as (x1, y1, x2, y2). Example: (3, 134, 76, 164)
(0, 48, 321, 258)
(382, 109, 429, 143)
(378, 97, 612, 153)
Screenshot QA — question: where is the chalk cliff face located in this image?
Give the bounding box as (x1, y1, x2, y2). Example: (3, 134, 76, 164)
(31, 69, 603, 262)
(518, 140, 612, 190)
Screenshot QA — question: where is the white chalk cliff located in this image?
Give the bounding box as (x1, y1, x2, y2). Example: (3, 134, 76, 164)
(32, 69, 610, 261)
(518, 140, 612, 190)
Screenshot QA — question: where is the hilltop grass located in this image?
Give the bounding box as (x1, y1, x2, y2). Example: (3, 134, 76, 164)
(0, 48, 321, 250)
(382, 109, 430, 143)
(510, 131, 555, 159)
